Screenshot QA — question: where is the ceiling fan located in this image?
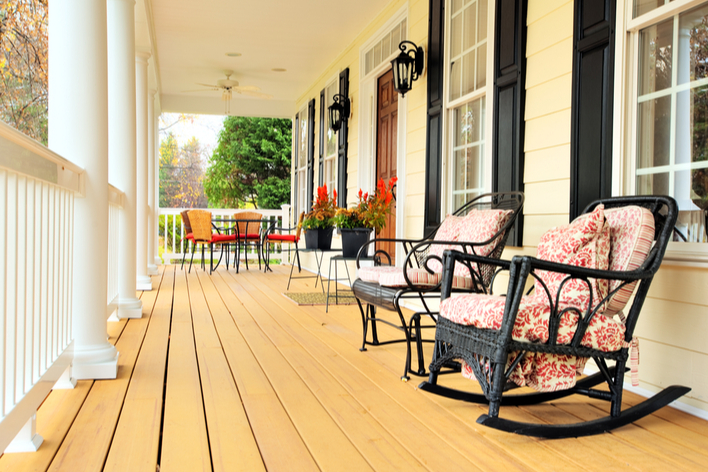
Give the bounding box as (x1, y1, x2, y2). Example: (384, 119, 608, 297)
(182, 70, 272, 114)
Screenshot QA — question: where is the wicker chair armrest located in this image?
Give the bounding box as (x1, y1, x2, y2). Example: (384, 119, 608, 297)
(439, 249, 513, 299)
(514, 255, 654, 283)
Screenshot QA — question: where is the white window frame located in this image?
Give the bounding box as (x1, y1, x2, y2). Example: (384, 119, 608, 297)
(296, 105, 308, 218)
(615, 0, 708, 263)
(441, 0, 496, 216)
(323, 78, 339, 193)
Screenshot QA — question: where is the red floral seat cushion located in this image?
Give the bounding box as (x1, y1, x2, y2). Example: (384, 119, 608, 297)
(442, 294, 626, 391)
(440, 205, 616, 392)
(377, 268, 473, 290)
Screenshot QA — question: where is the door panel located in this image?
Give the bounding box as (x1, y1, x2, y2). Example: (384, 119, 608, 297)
(376, 69, 398, 264)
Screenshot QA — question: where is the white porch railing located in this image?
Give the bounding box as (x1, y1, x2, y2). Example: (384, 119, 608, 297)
(158, 206, 291, 265)
(0, 122, 83, 452)
(107, 185, 124, 319)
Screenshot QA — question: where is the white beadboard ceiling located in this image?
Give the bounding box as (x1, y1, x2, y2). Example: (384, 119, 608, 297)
(136, 0, 391, 118)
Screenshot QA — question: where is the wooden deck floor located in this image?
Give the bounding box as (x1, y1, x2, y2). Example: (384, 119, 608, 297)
(1, 264, 707, 471)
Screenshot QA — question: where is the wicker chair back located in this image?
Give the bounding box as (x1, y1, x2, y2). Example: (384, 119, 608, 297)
(233, 211, 262, 236)
(180, 210, 193, 234)
(187, 210, 212, 242)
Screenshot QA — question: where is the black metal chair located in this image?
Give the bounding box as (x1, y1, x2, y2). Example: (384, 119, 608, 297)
(352, 192, 524, 380)
(419, 195, 691, 438)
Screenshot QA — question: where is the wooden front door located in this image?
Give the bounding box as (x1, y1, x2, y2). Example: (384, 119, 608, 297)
(376, 69, 397, 264)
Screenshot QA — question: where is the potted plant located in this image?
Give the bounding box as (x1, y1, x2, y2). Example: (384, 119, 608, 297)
(334, 177, 397, 258)
(302, 184, 337, 250)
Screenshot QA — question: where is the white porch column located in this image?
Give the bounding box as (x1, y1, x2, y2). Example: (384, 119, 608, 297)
(147, 89, 158, 275)
(154, 103, 162, 266)
(108, 0, 142, 318)
(135, 51, 152, 290)
(48, 0, 118, 379)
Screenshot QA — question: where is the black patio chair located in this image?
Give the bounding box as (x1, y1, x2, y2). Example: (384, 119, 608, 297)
(352, 191, 524, 380)
(419, 195, 691, 438)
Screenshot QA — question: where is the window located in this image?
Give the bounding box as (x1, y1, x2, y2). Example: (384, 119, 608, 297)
(446, 0, 491, 210)
(296, 105, 308, 217)
(323, 81, 338, 192)
(364, 18, 407, 77)
(631, 1, 708, 243)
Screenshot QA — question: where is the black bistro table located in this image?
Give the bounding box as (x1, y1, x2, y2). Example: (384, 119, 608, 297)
(214, 217, 266, 273)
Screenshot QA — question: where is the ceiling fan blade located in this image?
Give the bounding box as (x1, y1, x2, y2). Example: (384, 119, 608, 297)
(181, 88, 219, 93)
(233, 85, 260, 92)
(195, 82, 220, 88)
(235, 89, 273, 99)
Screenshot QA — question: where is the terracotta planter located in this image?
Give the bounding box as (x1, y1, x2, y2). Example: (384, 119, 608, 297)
(304, 227, 334, 250)
(341, 227, 373, 258)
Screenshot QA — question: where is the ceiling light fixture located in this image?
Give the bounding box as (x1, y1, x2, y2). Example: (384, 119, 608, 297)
(272, 68, 287, 72)
(226, 52, 242, 57)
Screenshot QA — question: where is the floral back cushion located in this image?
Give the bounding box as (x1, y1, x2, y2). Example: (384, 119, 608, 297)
(533, 204, 611, 312)
(427, 209, 512, 277)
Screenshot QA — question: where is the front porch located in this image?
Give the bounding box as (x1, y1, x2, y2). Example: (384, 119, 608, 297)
(1, 265, 706, 471)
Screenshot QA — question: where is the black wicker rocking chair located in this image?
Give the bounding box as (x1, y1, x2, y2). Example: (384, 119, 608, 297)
(352, 192, 524, 381)
(419, 195, 691, 438)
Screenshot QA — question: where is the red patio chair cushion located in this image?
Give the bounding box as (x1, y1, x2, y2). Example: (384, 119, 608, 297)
(236, 233, 261, 240)
(267, 234, 298, 243)
(186, 233, 194, 240)
(211, 234, 236, 243)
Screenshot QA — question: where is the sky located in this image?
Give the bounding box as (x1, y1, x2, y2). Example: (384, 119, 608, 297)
(159, 112, 225, 154)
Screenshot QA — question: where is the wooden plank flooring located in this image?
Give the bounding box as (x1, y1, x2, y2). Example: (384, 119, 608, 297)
(1, 264, 707, 471)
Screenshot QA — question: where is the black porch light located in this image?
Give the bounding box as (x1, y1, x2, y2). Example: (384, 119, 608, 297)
(328, 93, 350, 132)
(391, 40, 424, 97)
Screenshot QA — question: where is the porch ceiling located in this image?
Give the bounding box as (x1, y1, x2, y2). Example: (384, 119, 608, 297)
(142, 0, 389, 118)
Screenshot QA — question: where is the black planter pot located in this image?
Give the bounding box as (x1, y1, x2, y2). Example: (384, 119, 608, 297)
(304, 227, 334, 250)
(341, 227, 373, 258)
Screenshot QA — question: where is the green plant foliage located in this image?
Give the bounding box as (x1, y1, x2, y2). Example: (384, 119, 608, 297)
(204, 116, 292, 209)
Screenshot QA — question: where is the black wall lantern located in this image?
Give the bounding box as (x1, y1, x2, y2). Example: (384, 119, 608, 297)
(391, 40, 424, 97)
(328, 93, 350, 132)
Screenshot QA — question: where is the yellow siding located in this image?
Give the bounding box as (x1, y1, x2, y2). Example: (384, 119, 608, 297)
(523, 0, 708, 415)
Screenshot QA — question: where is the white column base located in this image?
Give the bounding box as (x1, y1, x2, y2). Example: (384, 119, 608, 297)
(147, 263, 158, 275)
(154, 256, 162, 266)
(136, 275, 153, 291)
(53, 365, 77, 390)
(117, 297, 143, 319)
(72, 344, 119, 380)
(4, 415, 43, 453)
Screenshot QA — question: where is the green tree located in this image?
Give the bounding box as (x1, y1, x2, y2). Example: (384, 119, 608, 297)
(204, 116, 291, 209)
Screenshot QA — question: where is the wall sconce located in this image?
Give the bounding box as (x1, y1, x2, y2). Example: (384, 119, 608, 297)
(390, 40, 424, 97)
(328, 93, 350, 132)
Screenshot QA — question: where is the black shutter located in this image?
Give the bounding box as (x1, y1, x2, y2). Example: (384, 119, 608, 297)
(319, 88, 325, 186)
(423, 0, 445, 236)
(293, 113, 300, 216)
(306, 98, 315, 207)
(492, 0, 527, 247)
(337, 68, 350, 207)
(570, 0, 615, 219)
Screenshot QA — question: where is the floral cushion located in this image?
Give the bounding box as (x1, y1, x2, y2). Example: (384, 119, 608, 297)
(378, 268, 473, 290)
(603, 206, 655, 316)
(439, 205, 617, 392)
(534, 204, 611, 312)
(358, 266, 402, 284)
(440, 293, 625, 391)
(427, 209, 513, 277)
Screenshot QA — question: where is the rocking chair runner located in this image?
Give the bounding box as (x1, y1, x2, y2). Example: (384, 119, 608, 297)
(352, 192, 524, 380)
(419, 195, 691, 438)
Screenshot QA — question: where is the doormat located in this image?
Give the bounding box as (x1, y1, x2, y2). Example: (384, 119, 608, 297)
(282, 291, 357, 306)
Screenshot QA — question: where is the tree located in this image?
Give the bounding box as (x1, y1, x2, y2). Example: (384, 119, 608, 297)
(204, 116, 291, 209)
(159, 132, 208, 208)
(0, 0, 48, 144)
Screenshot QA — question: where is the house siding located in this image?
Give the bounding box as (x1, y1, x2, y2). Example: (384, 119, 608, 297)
(291, 0, 708, 417)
